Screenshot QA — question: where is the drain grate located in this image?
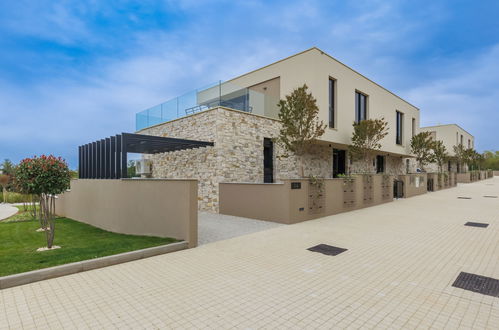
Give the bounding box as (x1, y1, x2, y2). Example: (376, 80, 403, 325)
(452, 272, 499, 297)
(457, 197, 472, 199)
(483, 195, 498, 198)
(308, 244, 347, 256)
(465, 222, 489, 228)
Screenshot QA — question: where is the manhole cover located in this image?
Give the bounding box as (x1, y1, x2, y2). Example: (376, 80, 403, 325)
(452, 272, 499, 297)
(483, 195, 498, 198)
(457, 197, 472, 199)
(465, 222, 489, 228)
(308, 244, 347, 256)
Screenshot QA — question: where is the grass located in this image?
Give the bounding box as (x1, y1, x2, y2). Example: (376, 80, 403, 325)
(0, 206, 177, 276)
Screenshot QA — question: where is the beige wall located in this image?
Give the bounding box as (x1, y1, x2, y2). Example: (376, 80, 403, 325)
(55, 179, 198, 247)
(226, 47, 420, 156)
(420, 124, 474, 156)
(398, 174, 427, 197)
(220, 175, 395, 224)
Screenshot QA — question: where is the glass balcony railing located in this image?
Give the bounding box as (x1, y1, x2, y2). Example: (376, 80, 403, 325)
(135, 80, 279, 131)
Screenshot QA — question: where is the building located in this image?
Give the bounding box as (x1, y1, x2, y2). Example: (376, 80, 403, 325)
(136, 47, 421, 211)
(420, 124, 475, 173)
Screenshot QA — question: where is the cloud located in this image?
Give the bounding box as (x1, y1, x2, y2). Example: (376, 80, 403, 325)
(404, 44, 499, 151)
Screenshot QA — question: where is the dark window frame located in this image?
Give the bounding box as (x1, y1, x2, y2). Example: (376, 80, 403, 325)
(396, 110, 404, 145)
(355, 91, 368, 124)
(328, 77, 336, 128)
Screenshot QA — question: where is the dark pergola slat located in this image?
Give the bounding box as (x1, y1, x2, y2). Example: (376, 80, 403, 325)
(78, 133, 214, 179)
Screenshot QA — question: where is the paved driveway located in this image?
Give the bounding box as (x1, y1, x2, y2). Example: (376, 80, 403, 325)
(1, 178, 498, 328)
(198, 212, 282, 245)
(0, 204, 17, 221)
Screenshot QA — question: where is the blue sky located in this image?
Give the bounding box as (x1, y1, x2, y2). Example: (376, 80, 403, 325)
(1, 0, 498, 168)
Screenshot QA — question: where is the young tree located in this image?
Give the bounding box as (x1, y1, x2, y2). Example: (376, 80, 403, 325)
(410, 132, 435, 172)
(0, 174, 9, 203)
(432, 140, 448, 173)
(453, 144, 466, 173)
(15, 155, 71, 249)
(276, 84, 326, 177)
(349, 118, 389, 173)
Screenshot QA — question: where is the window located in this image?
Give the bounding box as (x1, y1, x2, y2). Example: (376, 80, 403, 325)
(355, 91, 367, 123)
(468, 139, 471, 148)
(460, 134, 463, 145)
(329, 78, 336, 128)
(376, 155, 385, 173)
(396, 111, 404, 145)
(411, 118, 416, 137)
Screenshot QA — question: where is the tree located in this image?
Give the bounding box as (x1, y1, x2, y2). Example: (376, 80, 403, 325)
(0, 159, 15, 176)
(465, 149, 483, 171)
(15, 155, 71, 249)
(432, 140, 448, 173)
(276, 84, 326, 177)
(453, 144, 466, 173)
(483, 150, 499, 170)
(0, 174, 9, 203)
(410, 132, 435, 172)
(127, 160, 137, 178)
(349, 118, 389, 173)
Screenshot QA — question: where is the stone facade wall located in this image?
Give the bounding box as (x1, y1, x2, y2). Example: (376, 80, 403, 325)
(138, 107, 412, 211)
(349, 154, 408, 175)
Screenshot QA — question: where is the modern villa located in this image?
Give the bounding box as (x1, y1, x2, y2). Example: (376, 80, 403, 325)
(420, 124, 475, 173)
(136, 47, 425, 211)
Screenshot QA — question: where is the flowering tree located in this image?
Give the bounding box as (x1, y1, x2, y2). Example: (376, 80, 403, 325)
(15, 155, 71, 249)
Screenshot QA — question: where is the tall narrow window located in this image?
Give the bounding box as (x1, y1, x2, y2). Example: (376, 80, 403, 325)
(411, 118, 416, 137)
(468, 139, 471, 148)
(263, 138, 274, 183)
(355, 91, 367, 123)
(329, 78, 335, 128)
(396, 111, 403, 145)
(460, 134, 463, 145)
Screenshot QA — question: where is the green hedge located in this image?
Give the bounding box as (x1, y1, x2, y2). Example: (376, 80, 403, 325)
(0, 192, 33, 203)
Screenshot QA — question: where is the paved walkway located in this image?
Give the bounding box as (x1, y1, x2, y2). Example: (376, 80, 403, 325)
(198, 212, 282, 245)
(1, 178, 499, 329)
(0, 204, 17, 221)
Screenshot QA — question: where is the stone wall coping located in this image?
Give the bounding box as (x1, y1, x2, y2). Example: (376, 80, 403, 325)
(73, 178, 198, 182)
(136, 106, 281, 133)
(220, 182, 285, 185)
(0, 241, 188, 290)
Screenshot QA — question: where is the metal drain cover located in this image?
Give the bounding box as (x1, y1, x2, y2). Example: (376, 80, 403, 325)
(457, 197, 472, 199)
(308, 244, 347, 256)
(483, 195, 498, 198)
(465, 222, 489, 228)
(452, 272, 499, 297)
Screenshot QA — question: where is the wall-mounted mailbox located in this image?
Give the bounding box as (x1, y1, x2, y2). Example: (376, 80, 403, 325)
(291, 182, 301, 189)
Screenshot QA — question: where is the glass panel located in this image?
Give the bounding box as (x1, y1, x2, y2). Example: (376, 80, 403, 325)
(135, 80, 270, 131)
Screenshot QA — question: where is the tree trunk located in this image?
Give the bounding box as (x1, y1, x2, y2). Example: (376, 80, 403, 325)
(299, 156, 305, 178)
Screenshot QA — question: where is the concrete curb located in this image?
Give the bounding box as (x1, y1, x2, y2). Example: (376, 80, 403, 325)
(0, 241, 188, 290)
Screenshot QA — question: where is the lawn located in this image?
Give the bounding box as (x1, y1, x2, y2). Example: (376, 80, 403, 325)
(0, 206, 177, 276)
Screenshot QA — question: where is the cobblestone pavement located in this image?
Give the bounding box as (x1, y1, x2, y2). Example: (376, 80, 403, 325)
(198, 212, 282, 245)
(1, 178, 498, 329)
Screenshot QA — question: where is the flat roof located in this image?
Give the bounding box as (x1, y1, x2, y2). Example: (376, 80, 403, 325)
(420, 124, 474, 137)
(225, 46, 420, 111)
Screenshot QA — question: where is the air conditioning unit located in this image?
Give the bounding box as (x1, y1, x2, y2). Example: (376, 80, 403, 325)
(135, 159, 152, 176)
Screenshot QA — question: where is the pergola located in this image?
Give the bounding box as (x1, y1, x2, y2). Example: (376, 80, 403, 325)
(78, 133, 214, 179)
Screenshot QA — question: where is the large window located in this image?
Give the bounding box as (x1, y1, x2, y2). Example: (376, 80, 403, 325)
(396, 111, 404, 145)
(355, 91, 367, 123)
(412, 118, 416, 137)
(329, 78, 336, 128)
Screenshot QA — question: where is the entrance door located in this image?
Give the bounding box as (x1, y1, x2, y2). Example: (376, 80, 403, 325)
(376, 155, 385, 173)
(332, 149, 346, 178)
(263, 138, 273, 183)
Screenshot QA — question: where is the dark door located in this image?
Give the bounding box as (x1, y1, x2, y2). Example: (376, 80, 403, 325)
(332, 149, 346, 178)
(263, 138, 273, 183)
(376, 155, 385, 173)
